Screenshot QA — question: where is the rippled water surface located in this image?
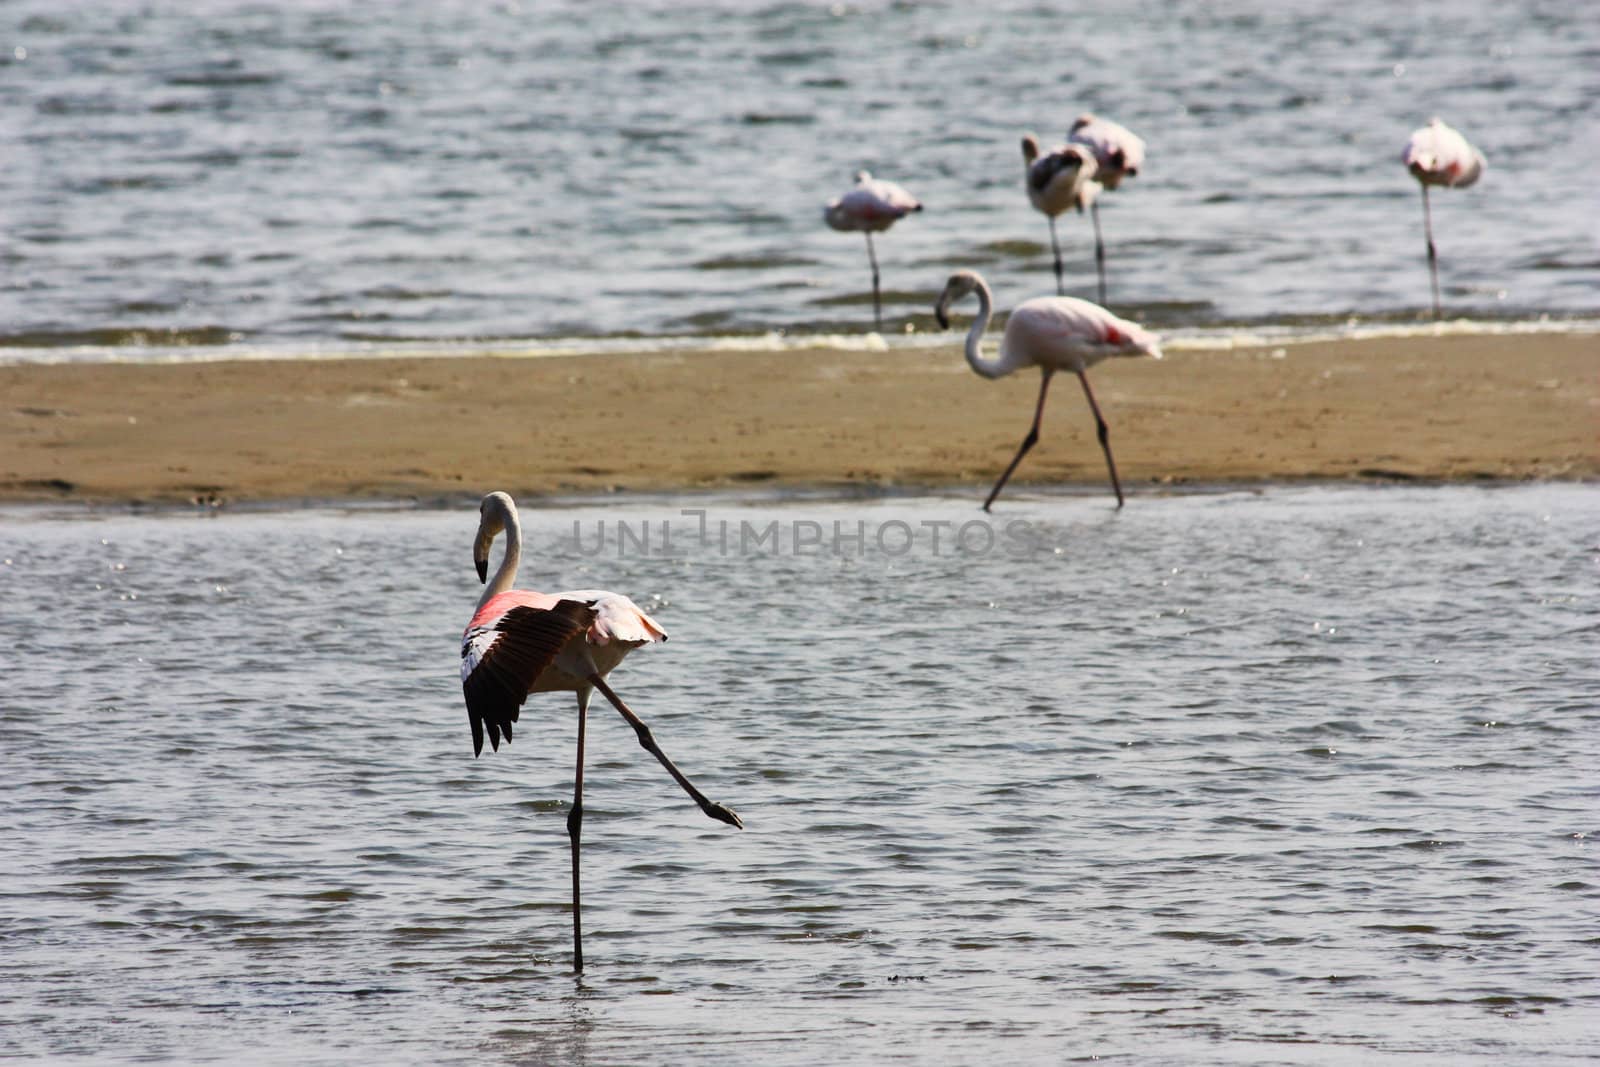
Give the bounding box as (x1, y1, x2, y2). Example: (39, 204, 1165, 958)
(4, 0, 1599, 356)
(2, 485, 1597, 1063)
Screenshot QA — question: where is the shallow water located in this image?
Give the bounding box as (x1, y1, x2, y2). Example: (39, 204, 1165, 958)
(2, 484, 1597, 1063)
(4, 0, 1599, 358)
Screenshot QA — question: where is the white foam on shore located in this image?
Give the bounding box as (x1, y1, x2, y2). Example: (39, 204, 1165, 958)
(1157, 315, 1600, 352)
(2, 316, 1596, 366)
(0, 330, 900, 366)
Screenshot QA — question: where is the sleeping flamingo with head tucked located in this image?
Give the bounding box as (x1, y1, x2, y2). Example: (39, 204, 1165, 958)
(1401, 118, 1486, 320)
(823, 170, 923, 332)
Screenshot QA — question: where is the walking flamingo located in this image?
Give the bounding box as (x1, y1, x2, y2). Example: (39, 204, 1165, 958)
(1021, 135, 1100, 297)
(1066, 113, 1146, 305)
(1401, 118, 1486, 320)
(460, 491, 742, 972)
(823, 170, 923, 332)
(933, 270, 1161, 511)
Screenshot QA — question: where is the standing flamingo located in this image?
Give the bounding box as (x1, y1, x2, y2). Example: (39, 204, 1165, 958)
(460, 491, 742, 972)
(1066, 113, 1146, 305)
(1401, 118, 1486, 320)
(1021, 135, 1100, 297)
(823, 170, 923, 332)
(934, 270, 1161, 511)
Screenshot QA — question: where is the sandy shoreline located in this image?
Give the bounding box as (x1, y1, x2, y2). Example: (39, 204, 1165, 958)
(0, 333, 1594, 506)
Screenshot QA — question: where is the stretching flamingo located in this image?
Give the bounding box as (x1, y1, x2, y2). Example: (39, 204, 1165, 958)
(1402, 118, 1486, 320)
(1021, 135, 1100, 297)
(460, 491, 742, 972)
(1067, 113, 1146, 305)
(934, 270, 1161, 511)
(823, 170, 923, 332)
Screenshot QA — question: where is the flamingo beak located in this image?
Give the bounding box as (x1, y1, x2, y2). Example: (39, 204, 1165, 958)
(473, 527, 492, 583)
(934, 294, 951, 330)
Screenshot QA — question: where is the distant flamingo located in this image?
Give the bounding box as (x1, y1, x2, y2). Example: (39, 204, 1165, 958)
(1066, 113, 1146, 305)
(934, 270, 1161, 511)
(1402, 118, 1486, 320)
(823, 170, 923, 332)
(460, 491, 742, 972)
(1021, 135, 1100, 297)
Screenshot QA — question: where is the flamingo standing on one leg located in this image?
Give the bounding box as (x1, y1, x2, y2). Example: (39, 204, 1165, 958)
(1066, 113, 1146, 305)
(1401, 118, 1486, 320)
(460, 491, 742, 973)
(1021, 135, 1099, 297)
(933, 270, 1161, 511)
(823, 170, 923, 332)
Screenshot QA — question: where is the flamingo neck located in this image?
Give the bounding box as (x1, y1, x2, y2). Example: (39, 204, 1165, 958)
(478, 507, 522, 612)
(962, 277, 1019, 380)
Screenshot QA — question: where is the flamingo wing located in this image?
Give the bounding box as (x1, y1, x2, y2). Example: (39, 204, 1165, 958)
(824, 172, 922, 231)
(1068, 114, 1145, 187)
(461, 599, 597, 756)
(558, 591, 669, 646)
(1027, 145, 1098, 214)
(1004, 296, 1163, 370)
(859, 175, 922, 215)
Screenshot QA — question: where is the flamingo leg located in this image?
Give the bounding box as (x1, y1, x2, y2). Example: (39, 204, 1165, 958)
(568, 688, 589, 972)
(982, 371, 1053, 512)
(1090, 200, 1107, 306)
(865, 232, 883, 332)
(1421, 185, 1440, 321)
(1047, 216, 1065, 296)
(587, 674, 743, 830)
(1076, 370, 1125, 509)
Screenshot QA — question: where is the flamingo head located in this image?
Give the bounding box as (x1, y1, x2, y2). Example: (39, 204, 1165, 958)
(934, 270, 983, 330)
(473, 491, 513, 583)
(1021, 133, 1040, 164)
(1100, 148, 1135, 188)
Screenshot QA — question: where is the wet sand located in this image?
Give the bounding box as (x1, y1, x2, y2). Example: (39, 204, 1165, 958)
(1, 333, 1594, 505)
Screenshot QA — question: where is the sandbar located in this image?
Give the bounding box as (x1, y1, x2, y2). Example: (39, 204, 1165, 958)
(0, 333, 1594, 506)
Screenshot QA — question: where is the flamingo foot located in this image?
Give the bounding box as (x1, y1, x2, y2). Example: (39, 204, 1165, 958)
(703, 801, 744, 829)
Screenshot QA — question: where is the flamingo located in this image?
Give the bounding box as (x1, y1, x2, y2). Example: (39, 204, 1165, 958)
(460, 490, 742, 972)
(1021, 135, 1100, 297)
(1066, 113, 1146, 305)
(1401, 118, 1486, 320)
(933, 270, 1161, 511)
(823, 170, 923, 332)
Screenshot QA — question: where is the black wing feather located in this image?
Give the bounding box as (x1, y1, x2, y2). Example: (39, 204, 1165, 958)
(1029, 150, 1082, 195)
(462, 599, 596, 757)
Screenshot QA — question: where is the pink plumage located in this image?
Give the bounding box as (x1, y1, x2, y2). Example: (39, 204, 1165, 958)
(458, 490, 741, 973)
(934, 270, 1160, 511)
(1402, 118, 1485, 188)
(823, 170, 923, 331)
(466, 588, 561, 631)
(1067, 113, 1146, 191)
(1400, 118, 1486, 318)
(822, 170, 922, 232)
(1059, 112, 1147, 304)
(998, 294, 1162, 374)
(1022, 136, 1099, 219)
